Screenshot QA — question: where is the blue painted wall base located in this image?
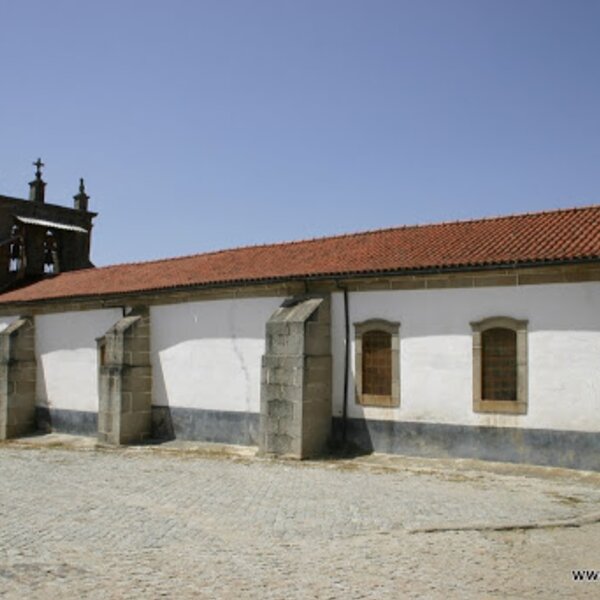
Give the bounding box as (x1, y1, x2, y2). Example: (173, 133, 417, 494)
(333, 417, 600, 471)
(36, 407, 97, 437)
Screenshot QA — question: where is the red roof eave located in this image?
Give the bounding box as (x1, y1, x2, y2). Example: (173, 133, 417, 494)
(0, 204, 599, 305)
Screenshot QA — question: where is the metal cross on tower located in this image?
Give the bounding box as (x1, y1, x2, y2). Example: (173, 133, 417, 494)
(33, 158, 44, 179)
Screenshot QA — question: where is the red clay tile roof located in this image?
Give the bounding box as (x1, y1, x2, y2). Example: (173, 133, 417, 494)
(1, 205, 600, 304)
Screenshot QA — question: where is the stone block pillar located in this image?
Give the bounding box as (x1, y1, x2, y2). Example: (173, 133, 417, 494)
(0, 318, 36, 439)
(97, 309, 152, 445)
(260, 295, 332, 458)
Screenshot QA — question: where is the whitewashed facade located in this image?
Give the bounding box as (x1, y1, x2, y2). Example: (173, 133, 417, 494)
(0, 278, 598, 469)
(331, 283, 600, 432)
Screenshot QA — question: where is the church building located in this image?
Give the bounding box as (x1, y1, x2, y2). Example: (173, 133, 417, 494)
(0, 162, 599, 471)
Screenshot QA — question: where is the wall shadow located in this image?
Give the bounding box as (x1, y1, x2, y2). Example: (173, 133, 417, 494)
(150, 405, 175, 442)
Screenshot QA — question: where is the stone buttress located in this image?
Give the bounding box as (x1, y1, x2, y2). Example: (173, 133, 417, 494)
(0, 318, 36, 439)
(260, 295, 332, 458)
(97, 309, 152, 445)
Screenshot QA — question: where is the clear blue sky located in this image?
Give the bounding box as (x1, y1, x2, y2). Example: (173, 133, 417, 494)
(1, 0, 599, 266)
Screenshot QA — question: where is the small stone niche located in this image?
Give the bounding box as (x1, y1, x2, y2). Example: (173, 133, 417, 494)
(97, 308, 152, 445)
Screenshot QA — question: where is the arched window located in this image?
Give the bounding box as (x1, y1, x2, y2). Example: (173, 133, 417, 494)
(362, 330, 392, 396)
(8, 225, 22, 273)
(482, 328, 516, 400)
(471, 317, 528, 414)
(354, 319, 400, 407)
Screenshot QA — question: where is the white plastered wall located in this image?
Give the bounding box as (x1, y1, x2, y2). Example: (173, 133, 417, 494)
(331, 282, 600, 432)
(35, 309, 123, 412)
(151, 296, 283, 413)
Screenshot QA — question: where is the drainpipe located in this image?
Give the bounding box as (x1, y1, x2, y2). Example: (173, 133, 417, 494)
(341, 287, 350, 445)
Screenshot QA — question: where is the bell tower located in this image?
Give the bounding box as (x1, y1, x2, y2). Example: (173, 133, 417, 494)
(0, 159, 97, 289)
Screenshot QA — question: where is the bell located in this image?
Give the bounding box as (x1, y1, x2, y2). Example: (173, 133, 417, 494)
(10, 242, 20, 260)
(44, 247, 54, 266)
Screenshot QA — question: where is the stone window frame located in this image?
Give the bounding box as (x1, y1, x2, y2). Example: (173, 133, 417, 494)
(470, 316, 528, 415)
(354, 319, 400, 408)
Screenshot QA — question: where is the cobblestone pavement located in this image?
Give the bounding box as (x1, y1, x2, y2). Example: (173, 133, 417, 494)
(0, 441, 599, 599)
